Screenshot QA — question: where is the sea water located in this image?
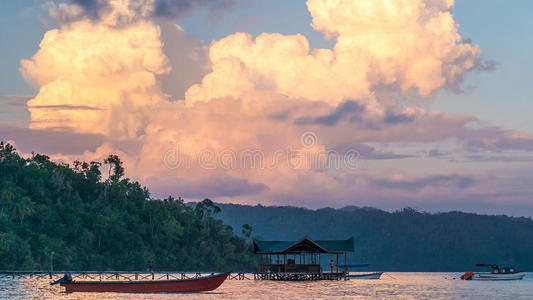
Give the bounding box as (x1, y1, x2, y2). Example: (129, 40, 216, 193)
(1, 272, 532, 299)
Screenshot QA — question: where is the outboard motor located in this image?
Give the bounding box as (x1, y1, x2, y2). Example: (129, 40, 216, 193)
(460, 272, 474, 280)
(50, 272, 72, 285)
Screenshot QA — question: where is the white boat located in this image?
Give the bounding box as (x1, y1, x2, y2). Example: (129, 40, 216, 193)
(470, 272, 525, 280)
(461, 264, 525, 281)
(347, 272, 383, 279)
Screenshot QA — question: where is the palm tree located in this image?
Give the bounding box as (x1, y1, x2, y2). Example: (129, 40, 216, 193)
(11, 195, 34, 223)
(0, 187, 15, 215)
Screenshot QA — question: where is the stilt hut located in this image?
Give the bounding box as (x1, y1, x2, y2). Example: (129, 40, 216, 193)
(253, 237, 354, 280)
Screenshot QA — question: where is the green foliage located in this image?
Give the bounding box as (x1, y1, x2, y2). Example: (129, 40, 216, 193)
(217, 204, 533, 271)
(0, 142, 257, 271)
(242, 224, 252, 239)
(0, 232, 34, 269)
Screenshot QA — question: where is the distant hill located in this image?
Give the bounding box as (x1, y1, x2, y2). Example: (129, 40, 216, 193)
(216, 203, 533, 271)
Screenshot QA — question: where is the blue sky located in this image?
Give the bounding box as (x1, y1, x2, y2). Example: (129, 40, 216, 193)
(1, 1, 46, 95)
(436, 0, 533, 132)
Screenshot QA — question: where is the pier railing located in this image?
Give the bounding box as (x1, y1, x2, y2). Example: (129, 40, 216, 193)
(0, 271, 251, 281)
(0, 270, 345, 281)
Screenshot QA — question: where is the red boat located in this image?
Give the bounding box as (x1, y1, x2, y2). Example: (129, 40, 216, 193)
(59, 272, 230, 293)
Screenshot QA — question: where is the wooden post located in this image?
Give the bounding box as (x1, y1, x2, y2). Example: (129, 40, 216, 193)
(50, 251, 54, 279)
(336, 254, 339, 274)
(343, 252, 347, 279)
(284, 254, 286, 272)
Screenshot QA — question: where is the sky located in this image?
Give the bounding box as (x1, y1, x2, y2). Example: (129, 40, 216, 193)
(1, 0, 533, 216)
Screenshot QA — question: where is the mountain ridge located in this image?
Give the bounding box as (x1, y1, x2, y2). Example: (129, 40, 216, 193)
(214, 202, 533, 271)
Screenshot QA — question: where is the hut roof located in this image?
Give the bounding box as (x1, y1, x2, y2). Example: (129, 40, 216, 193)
(253, 237, 354, 254)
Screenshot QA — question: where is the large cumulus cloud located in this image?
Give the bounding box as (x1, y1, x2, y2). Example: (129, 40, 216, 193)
(16, 0, 533, 213)
(21, 15, 169, 138)
(186, 0, 481, 108)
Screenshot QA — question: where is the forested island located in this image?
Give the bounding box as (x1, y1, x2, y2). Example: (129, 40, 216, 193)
(217, 204, 533, 271)
(0, 142, 256, 271)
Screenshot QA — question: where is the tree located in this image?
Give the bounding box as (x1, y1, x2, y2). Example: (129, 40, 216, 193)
(242, 224, 253, 239)
(0, 185, 15, 214)
(195, 198, 221, 221)
(0, 142, 17, 161)
(11, 195, 34, 223)
(104, 154, 124, 183)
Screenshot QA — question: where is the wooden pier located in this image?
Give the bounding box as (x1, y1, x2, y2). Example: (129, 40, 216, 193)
(0, 271, 251, 281)
(0, 270, 347, 281)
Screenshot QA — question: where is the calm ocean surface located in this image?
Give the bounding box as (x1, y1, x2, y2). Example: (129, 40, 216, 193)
(1, 272, 532, 299)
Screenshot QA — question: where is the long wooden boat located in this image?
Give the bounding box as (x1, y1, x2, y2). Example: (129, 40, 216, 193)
(338, 264, 383, 280)
(347, 272, 383, 279)
(59, 272, 230, 293)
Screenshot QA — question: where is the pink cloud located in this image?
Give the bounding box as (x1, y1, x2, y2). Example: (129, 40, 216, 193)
(11, 0, 533, 215)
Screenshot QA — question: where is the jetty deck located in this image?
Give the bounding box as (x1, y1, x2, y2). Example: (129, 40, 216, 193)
(253, 272, 346, 281)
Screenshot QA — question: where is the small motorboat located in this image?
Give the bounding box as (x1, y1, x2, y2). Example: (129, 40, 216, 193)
(461, 264, 525, 281)
(52, 272, 230, 293)
(339, 263, 383, 279)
